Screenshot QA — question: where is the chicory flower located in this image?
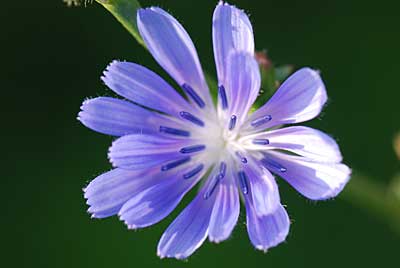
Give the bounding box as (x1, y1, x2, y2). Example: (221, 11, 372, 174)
(79, 1, 351, 259)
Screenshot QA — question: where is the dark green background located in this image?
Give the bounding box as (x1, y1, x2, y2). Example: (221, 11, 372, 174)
(3, 0, 399, 267)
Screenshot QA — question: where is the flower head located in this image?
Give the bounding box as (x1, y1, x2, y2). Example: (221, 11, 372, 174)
(79, 2, 351, 259)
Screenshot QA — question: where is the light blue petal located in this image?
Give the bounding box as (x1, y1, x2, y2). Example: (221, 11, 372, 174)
(212, 2, 254, 86)
(244, 68, 327, 132)
(245, 201, 290, 252)
(108, 133, 193, 170)
(102, 60, 191, 117)
(224, 51, 260, 124)
(243, 161, 281, 217)
(78, 97, 180, 136)
(208, 171, 240, 243)
(263, 151, 351, 200)
(119, 163, 205, 229)
(137, 7, 213, 109)
(84, 168, 161, 218)
(245, 126, 343, 163)
(157, 178, 217, 259)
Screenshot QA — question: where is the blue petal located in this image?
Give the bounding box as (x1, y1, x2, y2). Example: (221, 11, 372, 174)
(108, 134, 193, 170)
(224, 52, 260, 124)
(263, 151, 351, 200)
(245, 68, 327, 132)
(137, 7, 213, 109)
(212, 2, 254, 86)
(208, 172, 240, 243)
(102, 61, 191, 117)
(84, 168, 161, 218)
(157, 181, 216, 259)
(118, 163, 205, 229)
(245, 200, 290, 252)
(243, 161, 281, 217)
(78, 97, 179, 136)
(244, 126, 343, 163)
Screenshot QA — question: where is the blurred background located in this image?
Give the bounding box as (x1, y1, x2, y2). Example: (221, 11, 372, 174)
(2, 0, 399, 267)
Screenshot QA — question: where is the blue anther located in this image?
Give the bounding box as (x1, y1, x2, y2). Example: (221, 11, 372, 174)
(179, 144, 206, 154)
(218, 85, 228, 110)
(179, 111, 205, 127)
(203, 175, 221, 199)
(181, 83, 205, 108)
(161, 157, 191, 171)
(159, 126, 190, 137)
(219, 162, 227, 179)
(229, 115, 237, 130)
(238, 171, 249, 195)
(251, 115, 272, 128)
(183, 164, 204, 179)
(261, 158, 287, 173)
(236, 151, 248, 164)
(252, 138, 270, 145)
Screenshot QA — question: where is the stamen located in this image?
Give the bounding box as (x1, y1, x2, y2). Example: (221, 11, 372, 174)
(203, 175, 220, 199)
(181, 83, 205, 108)
(183, 164, 204, 179)
(229, 115, 237, 130)
(219, 162, 227, 179)
(262, 158, 287, 173)
(161, 157, 191, 171)
(179, 111, 205, 127)
(238, 171, 249, 194)
(180, 144, 206, 154)
(252, 138, 270, 145)
(218, 85, 228, 110)
(251, 115, 272, 128)
(236, 151, 248, 164)
(159, 126, 190, 137)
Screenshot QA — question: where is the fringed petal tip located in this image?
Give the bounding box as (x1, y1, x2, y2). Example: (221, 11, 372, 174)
(301, 163, 351, 201)
(246, 202, 290, 252)
(208, 229, 233, 244)
(118, 212, 139, 230)
(116, 211, 150, 231)
(208, 234, 233, 244)
(208, 237, 221, 243)
(216, 1, 244, 11)
(77, 99, 89, 120)
(263, 151, 351, 201)
(137, 6, 157, 16)
(253, 224, 290, 253)
(251, 237, 290, 253)
(252, 230, 289, 253)
(107, 142, 117, 168)
(157, 251, 188, 261)
(317, 165, 352, 200)
(86, 207, 99, 219)
(101, 60, 116, 78)
(82, 185, 88, 193)
(126, 224, 139, 230)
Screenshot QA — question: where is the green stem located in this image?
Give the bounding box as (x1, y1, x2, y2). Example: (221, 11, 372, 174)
(340, 172, 400, 235)
(95, 0, 145, 48)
